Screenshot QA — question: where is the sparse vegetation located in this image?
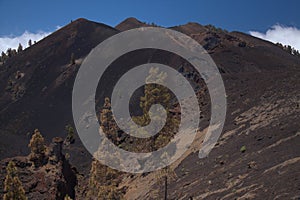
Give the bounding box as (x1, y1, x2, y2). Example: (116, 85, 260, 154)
(99, 97, 121, 144)
(0, 18, 299, 200)
(0, 40, 33, 63)
(17, 43, 23, 53)
(88, 159, 123, 200)
(14, 85, 26, 100)
(28, 39, 32, 47)
(92, 67, 179, 199)
(132, 67, 179, 150)
(205, 24, 228, 33)
(87, 98, 124, 200)
(3, 161, 27, 200)
(65, 124, 75, 144)
(100, 97, 113, 132)
(276, 42, 300, 57)
(240, 145, 246, 153)
(29, 129, 46, 155)
(28, 129, 47, 167)
(144, 21, 161, 27)
(238, 41, 247, 47)
(5, 77, 26, 101)
(6, 48, 12, 58)
(0, 51, 8, 63)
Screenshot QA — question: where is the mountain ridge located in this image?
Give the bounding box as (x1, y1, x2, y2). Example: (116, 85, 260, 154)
(0, 17, 299, 199)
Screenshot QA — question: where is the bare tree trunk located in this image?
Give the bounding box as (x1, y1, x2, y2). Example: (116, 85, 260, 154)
(164, 175, 167, 200)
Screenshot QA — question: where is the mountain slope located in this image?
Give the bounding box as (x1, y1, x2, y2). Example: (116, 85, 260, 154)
(0, 18, 299, 199)
(0, 18, 119, 170)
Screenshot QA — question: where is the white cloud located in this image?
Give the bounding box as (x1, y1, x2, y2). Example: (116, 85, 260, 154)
(249, 24, 300, 51)
(0, 30, 52, 53)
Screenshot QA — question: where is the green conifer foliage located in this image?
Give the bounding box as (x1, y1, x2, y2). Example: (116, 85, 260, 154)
(28, 129, 47, 167)
(3, 161, 27, 200)
(17, 43, 23, 53)
(88, 159, 123, 200)
(133, 67, 179, 150)
(87, 99, 123, 199)
(29, 129, 46, 155)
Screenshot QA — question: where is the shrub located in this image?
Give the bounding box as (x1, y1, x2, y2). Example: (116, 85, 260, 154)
(65, 124, 75, 144)
(240, 145, 246, 153)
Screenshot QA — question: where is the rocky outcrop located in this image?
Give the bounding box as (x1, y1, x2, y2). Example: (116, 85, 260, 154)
(0, 137, 77, 200)
(48, 137, 64, 163)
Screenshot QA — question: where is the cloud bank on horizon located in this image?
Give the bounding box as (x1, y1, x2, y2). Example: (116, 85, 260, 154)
(250, 24, 300, 51)
(0, 30, 53, 53)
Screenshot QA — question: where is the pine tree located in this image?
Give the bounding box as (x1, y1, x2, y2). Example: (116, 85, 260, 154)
(137, 67, 178, 199)
(28, 39, 32, 47)
(29, 129, 46, 155)
(3, 161, 27, 200)
(100, 97, 113, 132)
(1, 51, 7, 63)
(88, 159, 122, 200)
(99, 97, 122, 143)
(11, 49, 17, 56)
(87, 68, 179, 199)
(6, 48, 12, 58)
(65, 124, 75, 144)
(17, 43, 23, 53)
(138, 67, 170, 124)
(28, 129, 47, 167)
(87, 98, 123, 199)
(133, 67, 179, 150)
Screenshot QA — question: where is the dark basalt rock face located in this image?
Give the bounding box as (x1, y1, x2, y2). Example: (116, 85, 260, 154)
(0, 137, 77, 200)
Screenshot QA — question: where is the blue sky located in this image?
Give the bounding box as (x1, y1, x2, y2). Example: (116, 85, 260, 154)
(0, 0, 300, 51)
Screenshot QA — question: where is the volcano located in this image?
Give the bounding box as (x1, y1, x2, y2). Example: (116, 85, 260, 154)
(0, 17, 299, 199)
